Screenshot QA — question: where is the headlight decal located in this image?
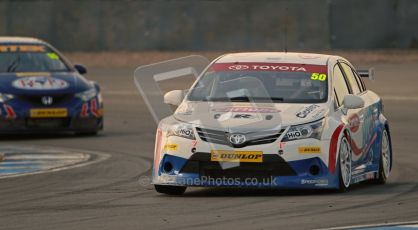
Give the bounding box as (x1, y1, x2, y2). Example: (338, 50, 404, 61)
(90, 98, 100, 117)
(167, 123, 196, 140)
(4, 104, 16, 119)
(80, 102, 89, 117)
(283, 119, 324, 141)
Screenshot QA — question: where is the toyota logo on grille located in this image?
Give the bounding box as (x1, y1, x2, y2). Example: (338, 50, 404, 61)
(41, 96, 53, 105)
(228, 65, 249, 71)
(228, 134, 246, 145)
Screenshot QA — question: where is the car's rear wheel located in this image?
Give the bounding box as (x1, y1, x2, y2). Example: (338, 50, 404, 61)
(338, 135, 352, 192)
(154, 185, 186, 195)
(375, 129, 392, 184)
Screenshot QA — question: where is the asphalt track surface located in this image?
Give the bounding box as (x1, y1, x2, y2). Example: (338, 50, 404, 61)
(0, 61, 418, 230)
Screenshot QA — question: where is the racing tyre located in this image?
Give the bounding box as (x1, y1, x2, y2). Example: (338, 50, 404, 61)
(154, 185, 186, 195)
(375, 129, 392, 184)
(338, 135, 352, 192)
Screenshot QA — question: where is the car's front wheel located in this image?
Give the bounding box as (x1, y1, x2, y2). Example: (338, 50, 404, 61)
(154, 185, 186, 195)
(338, 135, 352, 192)
(375, 129, 392, 184)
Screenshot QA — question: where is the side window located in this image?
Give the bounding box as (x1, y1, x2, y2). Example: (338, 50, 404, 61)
(340, 63, 361, 94)
(352, 69, 366, 91)
(333, 64, 350, 108)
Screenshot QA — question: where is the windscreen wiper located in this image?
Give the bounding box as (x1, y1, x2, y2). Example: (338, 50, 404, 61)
(7, 56, 21, 72)
(208, 96, 250, 102)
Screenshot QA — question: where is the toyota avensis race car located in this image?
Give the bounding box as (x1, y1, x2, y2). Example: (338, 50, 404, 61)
(0, 37, 103, 134)
(152, 52, 392, 195)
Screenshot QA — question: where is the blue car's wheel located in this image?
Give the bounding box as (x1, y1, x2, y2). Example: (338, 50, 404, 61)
(338, 136, 352, 192)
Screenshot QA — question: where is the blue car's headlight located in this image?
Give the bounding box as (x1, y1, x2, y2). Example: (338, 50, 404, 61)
(75, 88, 98, 102)
(167, 123, 196, 140)
(282, 119, 324, 141)
(0, 93, 14, 103)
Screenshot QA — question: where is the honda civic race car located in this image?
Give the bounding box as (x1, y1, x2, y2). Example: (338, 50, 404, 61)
(0, 37, 103, 134)
(152, 52, 392, 195)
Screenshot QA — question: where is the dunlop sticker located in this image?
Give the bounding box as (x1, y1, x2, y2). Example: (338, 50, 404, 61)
(211, 150, 263, 163)
(298, 146, 321, 154)
(163, 144, 178, 151)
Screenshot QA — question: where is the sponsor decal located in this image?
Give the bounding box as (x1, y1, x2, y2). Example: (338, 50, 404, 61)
(0, 45, 45, 53)
(211, 150, 263, 163)
(296, 104, 320, 118)
(350, 105, 381, 158)
(16, 72, 51, 77)
(12, 77, 69, 90)
(301, 179, 328, 186)
(286, 130, 302, 140)
(311, 108, 326, 119)
(348, 114, 360, 133)
(310, 73, 327, 81)
(177, 127, 193, 137)
(212, 107, 279, 113)
(211, 62, 327, 73)
(30, 108, 68, 118)
(163, 144, 178, 151)
(298, 146, 321, 154)
(46, 52, 60, 60)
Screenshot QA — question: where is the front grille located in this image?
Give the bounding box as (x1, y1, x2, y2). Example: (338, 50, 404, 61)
(180, 152, 296, 179)
(17, 94, 74, 106)
(196, 127, 286, 148)
(26, 118, 71, 129)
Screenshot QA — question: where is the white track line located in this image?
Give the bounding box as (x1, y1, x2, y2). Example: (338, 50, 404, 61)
(317, 220, 418, 230)
(0, 145, 111, 179)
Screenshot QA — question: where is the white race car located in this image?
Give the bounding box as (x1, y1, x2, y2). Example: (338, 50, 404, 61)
(152, 52, 392, 195)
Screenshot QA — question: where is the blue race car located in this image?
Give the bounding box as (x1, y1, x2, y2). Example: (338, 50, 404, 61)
(0, 37, 103, 135)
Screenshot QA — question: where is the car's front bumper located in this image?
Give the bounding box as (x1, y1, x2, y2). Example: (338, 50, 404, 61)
(153, 153, 339, 189)
(0, 116, 103, 133)
(0, 96, 103, 133)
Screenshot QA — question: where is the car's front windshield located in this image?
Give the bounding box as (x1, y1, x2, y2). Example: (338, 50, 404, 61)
(188, 62, 328, 103)
(0, 44, 70, 73)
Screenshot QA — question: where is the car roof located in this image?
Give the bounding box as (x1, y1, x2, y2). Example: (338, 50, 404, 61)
(215, 52, 335, 66)
(0, 36, 46, 45)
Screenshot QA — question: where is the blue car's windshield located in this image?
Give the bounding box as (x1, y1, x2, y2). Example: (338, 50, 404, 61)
(188, 62, 328, 103)
(0, 44, 70, 73)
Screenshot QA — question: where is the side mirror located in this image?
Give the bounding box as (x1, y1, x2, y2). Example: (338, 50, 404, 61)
(343, 94, 365, 110)
(164, 90, 184, 106)
(74, 64, 87, 75)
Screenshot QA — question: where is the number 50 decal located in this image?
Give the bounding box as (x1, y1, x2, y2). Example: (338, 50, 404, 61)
(311, 73, 327, 81)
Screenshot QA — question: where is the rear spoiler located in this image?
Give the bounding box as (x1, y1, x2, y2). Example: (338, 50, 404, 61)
(357, 68, 375, 80)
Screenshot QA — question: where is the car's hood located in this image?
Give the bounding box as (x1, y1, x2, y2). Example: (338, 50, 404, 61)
(174, 101, 328, 132)
(0, 72, 91, 95)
